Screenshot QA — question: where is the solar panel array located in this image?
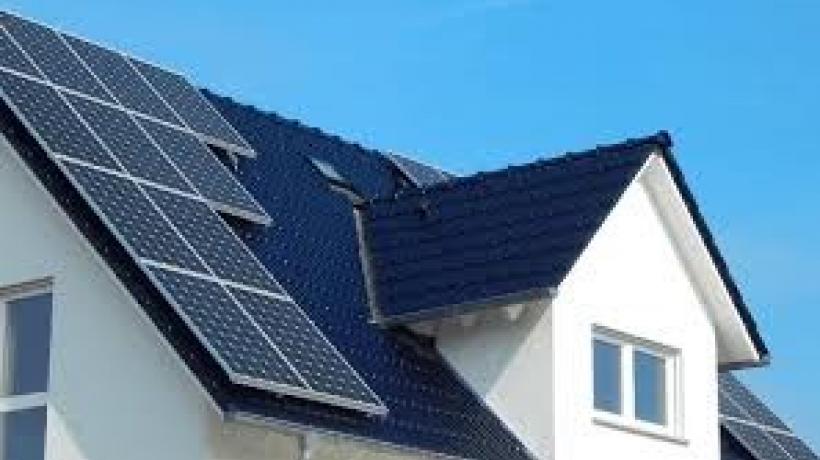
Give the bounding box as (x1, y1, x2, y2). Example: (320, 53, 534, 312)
(0, 11, 386, 415)
(720, 373, 818, 460)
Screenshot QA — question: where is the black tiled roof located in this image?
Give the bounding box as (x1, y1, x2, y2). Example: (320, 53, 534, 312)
(202, 91, 535, 460)
(360, 135, 664, 322)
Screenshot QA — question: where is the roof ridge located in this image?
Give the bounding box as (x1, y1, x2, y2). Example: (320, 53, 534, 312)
(365, 130, 672, 204)
(201, 89, 388, 160)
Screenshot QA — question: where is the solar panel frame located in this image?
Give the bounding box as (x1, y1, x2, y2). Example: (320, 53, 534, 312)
(129, 57, 255, 156)
(1, 12, 115, 103)
(137, 117, 271, 224)
(64, 93, 196, 194)
(61, 33, 183, 126)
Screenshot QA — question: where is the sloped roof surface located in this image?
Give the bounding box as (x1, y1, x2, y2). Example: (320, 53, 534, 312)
(200, 92, 535, 460)
(360, 135, 665, 321)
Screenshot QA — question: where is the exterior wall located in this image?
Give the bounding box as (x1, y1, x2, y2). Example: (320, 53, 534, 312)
(436, 300, 554, 459)
(436, 167, 720, 460)
(0, 137, 425, 460)
(551, 174, 718, 459)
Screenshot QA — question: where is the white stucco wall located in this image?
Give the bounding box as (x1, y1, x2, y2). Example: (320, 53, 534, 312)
(0, 137, 425, 460)
(437, 160, 720, 460)
(552, 170, 719, 459)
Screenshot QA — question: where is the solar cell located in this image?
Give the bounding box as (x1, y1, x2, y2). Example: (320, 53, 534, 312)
(144, 187, 282, 293)
(62, 34, 182, 125)
(771, 432, 820, 460)
(130, 58, 252, 154)
(65, 93, 194, 193)
(0, 27, 42, 78)
(2, 13, 114, 102)
(146, 266, 304, 387)
(137, 117, 269, 223)
(719, 387, 753, 422)
(60, 161, 206, 274)
(0, 70, 120, 170)
(720, 374, 791, 431)
(229, 287, 384, 408)
(723, 419, 792, 460)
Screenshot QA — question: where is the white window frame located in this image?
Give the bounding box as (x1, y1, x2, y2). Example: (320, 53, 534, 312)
(592, 326, 685, 443)
(0, 279, 53, 457)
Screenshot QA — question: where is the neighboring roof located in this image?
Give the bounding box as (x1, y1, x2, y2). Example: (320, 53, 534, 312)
(719, 372, 818, 460)
(358, 133, 769, 363)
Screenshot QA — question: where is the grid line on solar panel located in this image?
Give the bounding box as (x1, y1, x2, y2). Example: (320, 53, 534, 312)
(129, 57, 253, 154)
(1, 12, 114, 102)
(723, 419, 793, 460)
(144, 187, 283, 294)
(720, 374, 791, 431)
(0, 27, 42, 78)
(771, 431, 820, 460)
(137, 117, 270, 223)
(61, 34, 183, 126)
(145, 266, 305, 387)
(64, 93, 195, 193)
(59, 161, 208, 274)
(229, 287, 385, 408)
(0, 69, 120, 170)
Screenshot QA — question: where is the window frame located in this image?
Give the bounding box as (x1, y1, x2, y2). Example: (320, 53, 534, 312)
(0, 279, 53, 459)
(592, 326, 684, 442)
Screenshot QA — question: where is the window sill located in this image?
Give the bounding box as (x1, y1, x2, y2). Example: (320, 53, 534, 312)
(593, 415, 689, 446)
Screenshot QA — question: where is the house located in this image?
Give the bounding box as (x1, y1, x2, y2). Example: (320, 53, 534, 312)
(0, 10, 815, 460)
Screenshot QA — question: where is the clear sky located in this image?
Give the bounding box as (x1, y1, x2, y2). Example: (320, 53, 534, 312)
(8, 0, 819, 450)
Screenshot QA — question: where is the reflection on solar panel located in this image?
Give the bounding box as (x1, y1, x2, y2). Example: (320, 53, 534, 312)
(1, 12, 113, 102)
(387, 152, 451, 188)
(62, 34, 182, 125)
(0, 11, 386, 415)
(138, 117, 268, 223)
(720, 373, 818, 460)
(130, 58, 253, 155)
(65, 94, 194, 193)
(0, 71, 119, 170)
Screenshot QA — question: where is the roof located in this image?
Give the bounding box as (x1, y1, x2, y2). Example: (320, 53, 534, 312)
(719, 373, 819, 460)
(358, 132, 768, 365)
(360, 135, 661, 323)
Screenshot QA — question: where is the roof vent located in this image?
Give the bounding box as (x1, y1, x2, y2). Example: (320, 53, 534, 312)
(308, 157, 364, 204)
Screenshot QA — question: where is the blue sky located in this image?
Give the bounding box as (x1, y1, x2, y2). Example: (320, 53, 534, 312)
(9, 0, 819, 449)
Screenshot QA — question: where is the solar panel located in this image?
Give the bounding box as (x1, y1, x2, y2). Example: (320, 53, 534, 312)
(387, 152, 451, 188)
(144, 187, 283, 294)
(60, 162, 207, 273)
(1, 13, 114, 102)
(723, 420, 792, 460)
(65, 93, 194, 193)
(720, 373, 790, 431)
(137, 118, 269, 223)
(0, 70, 120, 170)
(130, 58, 253, 155)
(0, 27, 42, 78)
(145, 266, 304, 387)
(229, 287, 384, 407)
(720, 373, 819, 460)
(0, 10, 387, 416)
(771, 432, 820, 460)
(62, 34, 182, 125)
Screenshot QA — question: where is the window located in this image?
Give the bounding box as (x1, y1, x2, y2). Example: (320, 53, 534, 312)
(0, 285, 52, 460)
(592, 327, 680, 438)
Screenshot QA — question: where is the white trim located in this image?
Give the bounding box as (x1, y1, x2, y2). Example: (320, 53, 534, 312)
(0, 392, 47, 413)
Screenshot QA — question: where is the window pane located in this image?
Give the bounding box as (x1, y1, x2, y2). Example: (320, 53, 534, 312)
(1, 406, 47, 460)
(593, 339, 621, 414)
(5, 293, 53, 396)
(634, 350, 666, 425)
